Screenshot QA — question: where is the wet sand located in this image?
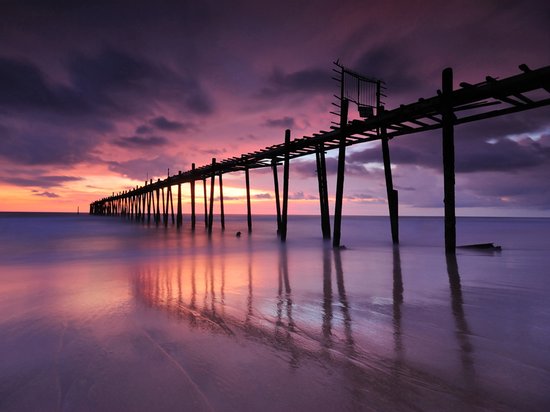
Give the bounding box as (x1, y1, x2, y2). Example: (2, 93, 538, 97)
(1, 214, 549, 411)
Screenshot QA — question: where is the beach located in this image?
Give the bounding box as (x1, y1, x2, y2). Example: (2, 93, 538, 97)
(1, 213, 549, 411)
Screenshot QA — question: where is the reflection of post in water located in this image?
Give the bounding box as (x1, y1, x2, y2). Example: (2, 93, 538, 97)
(392, 246, 404, 358)
(276, 244, 298, 366)
(445, 253, 475, 382)
(333, 249, 354, 347)
(245, 238, 254, 324)
(321, 247, 333, 351)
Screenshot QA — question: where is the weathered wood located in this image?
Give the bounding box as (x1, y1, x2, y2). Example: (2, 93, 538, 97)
(380, 106, 399, 244)
(169, 185, 175, 225)
(203, 178, 208, 228)
(271, 158, 281, 234)
(208, 158, 216, 234)
(333, 98, 349, 248)
(155, 184, 160, 225)
(281, 129, 291, 241)
(191, 163, 196, 230)
(219, 171, 225, 230)
(245, 166, 252, 233)
(442, 68, 456, 254)
(315, 143, 330, 239)
(177, 182, 182, 228)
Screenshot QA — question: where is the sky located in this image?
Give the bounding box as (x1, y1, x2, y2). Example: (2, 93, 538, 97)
(1, 0, 549, 216)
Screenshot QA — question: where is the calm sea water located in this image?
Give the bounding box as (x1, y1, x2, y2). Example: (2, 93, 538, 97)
(1, 213, 549, 411)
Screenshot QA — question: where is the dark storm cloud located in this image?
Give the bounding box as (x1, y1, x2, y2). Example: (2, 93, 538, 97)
(263, 117, 295, 129)
(113, 136, 169, 149)
(134, 116, 196, 134)
(291, 156, 369, 178)
(67, 47, 214, 116)
(0, 57, 87, 113)
(107, 155, 188, 181)
(150, 116, 187, 131)
(0, 129, 96, 166)
(353, 44, 422, 97)
(349, 133, 550, 174)
(32, 191, 60, 198)
(259, 67, 333, 98)
(254, 193, 272, 199)
(0, 47, 214, 119)
(136, 125, 153, 134)
(1, 175, 82, 189)
(289, 191, 317, 200)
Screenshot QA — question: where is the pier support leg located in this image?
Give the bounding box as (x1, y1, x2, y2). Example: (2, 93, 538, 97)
(147, 180, 152, 223)
(271, 158, 282, 235)
(316, 143, 331, 239)
(333, 99, 349, 248)
(281, 129, 291, 241)
(191, 163, 196, 230)
(203, 178, 208, 228)
(177, 183, 182, 228)
(169, 185, 175, 225)
(155, 186, 160, 225)
(162, 187, 168, 227)
(245, 166, 252, 233)
(208, 158, 216, 234)
(380, 110, 399, 244)
(442, 68, 456, 254)
(219, 172, 225, 230)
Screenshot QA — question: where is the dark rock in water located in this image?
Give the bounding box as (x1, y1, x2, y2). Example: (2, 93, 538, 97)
(458, 242, 502, 251)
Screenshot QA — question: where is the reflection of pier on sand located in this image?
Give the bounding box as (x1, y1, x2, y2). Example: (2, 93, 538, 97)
(129, 240, 512, 411)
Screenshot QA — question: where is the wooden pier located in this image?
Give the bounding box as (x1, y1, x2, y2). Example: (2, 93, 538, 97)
(91, 63, 550, 253)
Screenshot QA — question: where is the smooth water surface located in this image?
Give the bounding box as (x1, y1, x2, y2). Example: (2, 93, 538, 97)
(1, 213, 549, 411)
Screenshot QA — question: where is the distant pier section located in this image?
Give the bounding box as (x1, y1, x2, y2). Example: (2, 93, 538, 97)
(91, 63, 550, 253)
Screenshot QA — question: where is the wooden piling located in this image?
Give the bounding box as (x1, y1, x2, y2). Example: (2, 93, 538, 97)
(191, 163, 196, 230)
(162, 187, 168, 227)
(245, 166, 252, 233)
(316, 143, 331, 239)
(333, 99, 349, 248)
(203, 178, 208, 228)
(169, 185, 175, 225)
(442, 67, 456, 254)
(281, 129, 291, 241)
(177, 180, 182, 228)
(380, 107, 399, 244)
(271, 158, 281, 234)
(208, 158, 216, 234)
(155, 183, 161, 225)
(219, 171, 225, 230)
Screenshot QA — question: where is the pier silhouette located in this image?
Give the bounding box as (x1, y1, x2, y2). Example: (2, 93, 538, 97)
(91, 63, 550, 253)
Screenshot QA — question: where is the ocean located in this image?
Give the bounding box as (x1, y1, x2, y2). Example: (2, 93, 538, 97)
(1, 213, 549, 411)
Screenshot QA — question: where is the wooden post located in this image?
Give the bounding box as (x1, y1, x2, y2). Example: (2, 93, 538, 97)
(316, 143, 331, 239)
(245, 166, 252, 233)
(169, 185, 175, 225)
(191, 163, 196, 230)
(155, 182, 161, 225)
(147, 180, 152, 223)
(271, 158, 281, 235)
(208, 158, 216, 234)
(442, 67, 456, 254)
(177, 180, 182, 228)
(202, 178, 207, 228)
(281, 129, 291, 241)
(380, 107, 399, 244)
(162, 187, 168, 227)
(219, 171, 225, 230)
(141, 189, 146, 222)
(333, 98, 349, 248)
